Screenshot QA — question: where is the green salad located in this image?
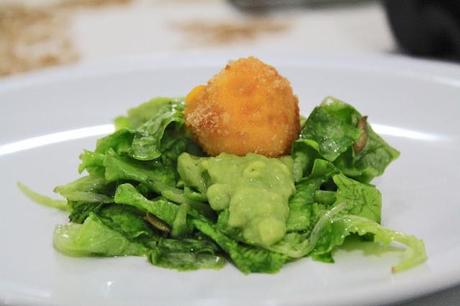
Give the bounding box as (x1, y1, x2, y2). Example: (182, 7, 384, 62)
(19, 96, 426, 273)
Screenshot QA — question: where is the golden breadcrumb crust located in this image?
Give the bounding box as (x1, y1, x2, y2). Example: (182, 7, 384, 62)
(185, 57, 300, 157)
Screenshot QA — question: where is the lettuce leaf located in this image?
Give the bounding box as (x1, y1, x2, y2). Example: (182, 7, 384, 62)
(193, 218, 287, 273)
(113, 97, 191, 161)
(311, 213, 427, 272)
(271, 202, 348, 258)
(68, 202, 105, 223)
(115, 97, 181, 130)
(286, 159, 338, 232)
(17, 182, 68, 211)
(147, 238, 225, 271)
(334, 125, 400, 183)
(53, 213, 147, 257)
(268, 232, 310, 258)
(103, 150, 186, 203)
(95, 129, 134, 156)
(171, 203, 191, 237)
(299, 98, 361, 162)
(333, 174, 381, 223)
(275, 168, 382, 259)
(104, 150, 176, 192)
(130, 100, 186, 161)
(98, 206, 153, 240)
(114, 183, 179, 226)
(55, 206, 224, 271)
(76, 98, 204, 208)
(292, 97, 399, 183)
(54, 175, 114, 204)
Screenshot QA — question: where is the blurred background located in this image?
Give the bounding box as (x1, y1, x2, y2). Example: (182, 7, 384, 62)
(2, 0, 460, 78)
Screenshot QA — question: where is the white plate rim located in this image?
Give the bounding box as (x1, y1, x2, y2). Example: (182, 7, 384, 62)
(1, 54, 460, 306)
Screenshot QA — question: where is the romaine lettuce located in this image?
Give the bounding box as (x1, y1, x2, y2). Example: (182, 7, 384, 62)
(19, 96, 425, 274)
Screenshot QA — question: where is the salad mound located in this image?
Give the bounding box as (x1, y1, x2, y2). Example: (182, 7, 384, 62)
(20, 58, 426, 273)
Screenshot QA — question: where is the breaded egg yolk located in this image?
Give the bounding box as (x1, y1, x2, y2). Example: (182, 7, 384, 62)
(184, 57, 300, 157)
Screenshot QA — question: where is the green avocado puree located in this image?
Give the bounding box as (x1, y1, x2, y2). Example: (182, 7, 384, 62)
(178, 152, 295, 247)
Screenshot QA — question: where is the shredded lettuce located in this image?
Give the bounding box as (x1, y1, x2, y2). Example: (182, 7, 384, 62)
(19, 96, 426, 274)
(53, 213, 148, 257)
(338, 215, 427, 272)
(193, 218, 287, 273)
(18, 182, 68, 211)
(293, 97, 400, 183)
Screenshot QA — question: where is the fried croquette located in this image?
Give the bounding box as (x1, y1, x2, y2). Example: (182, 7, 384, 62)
(184, 57, 300, 157)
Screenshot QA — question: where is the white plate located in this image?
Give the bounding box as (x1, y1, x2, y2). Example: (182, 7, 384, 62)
(1, 55, 459, 306)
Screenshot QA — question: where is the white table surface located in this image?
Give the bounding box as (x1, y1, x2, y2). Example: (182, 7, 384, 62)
(5, 0, 396, 62)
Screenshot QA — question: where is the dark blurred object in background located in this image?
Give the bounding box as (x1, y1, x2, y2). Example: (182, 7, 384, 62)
(383, 0, 460, 60)
(230, 0, 460, 61)
(229, 0, 370, 10)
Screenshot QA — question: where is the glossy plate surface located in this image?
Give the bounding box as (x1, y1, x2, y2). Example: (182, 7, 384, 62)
(1, 55, 459, 306)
